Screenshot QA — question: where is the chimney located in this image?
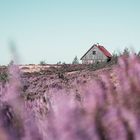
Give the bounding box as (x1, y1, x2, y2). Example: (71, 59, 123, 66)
(97, 43, 99, 46)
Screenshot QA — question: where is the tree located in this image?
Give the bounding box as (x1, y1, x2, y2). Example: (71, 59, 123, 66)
(40, 61, 46, 65)
(138, 51, 140, 57)
(123, 48, 130, 56)
(57, 61, 61, 65)
(8, 60, 14, 66)
(72, 56, 79, 64)
(110, 52, 118, 64)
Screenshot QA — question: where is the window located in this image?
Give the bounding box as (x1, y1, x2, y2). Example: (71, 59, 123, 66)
(93, 51, 96, 55)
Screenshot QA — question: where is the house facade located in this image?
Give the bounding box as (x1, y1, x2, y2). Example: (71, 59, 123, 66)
(80, 44, 112, 64)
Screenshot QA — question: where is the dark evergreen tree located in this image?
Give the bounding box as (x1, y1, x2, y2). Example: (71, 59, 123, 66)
(72, 56, 79, 64)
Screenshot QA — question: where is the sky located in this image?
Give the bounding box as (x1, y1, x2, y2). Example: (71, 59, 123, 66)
(0, 0, 140, 65)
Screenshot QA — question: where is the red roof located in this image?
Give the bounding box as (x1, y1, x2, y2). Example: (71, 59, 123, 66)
(80, 44, 112, 60)
(97, 45, 112, 57)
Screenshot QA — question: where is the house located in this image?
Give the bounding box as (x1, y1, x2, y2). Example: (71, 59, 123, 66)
(80, 44, 112, 64)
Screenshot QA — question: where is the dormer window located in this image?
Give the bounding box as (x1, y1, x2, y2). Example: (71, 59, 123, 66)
(93, 51, 96, 55)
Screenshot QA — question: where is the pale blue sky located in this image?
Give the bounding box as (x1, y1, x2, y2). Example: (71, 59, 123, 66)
(0, 0, 140, 64)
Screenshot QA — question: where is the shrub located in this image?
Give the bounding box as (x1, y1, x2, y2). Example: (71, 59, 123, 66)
(0, 72, 8, 83)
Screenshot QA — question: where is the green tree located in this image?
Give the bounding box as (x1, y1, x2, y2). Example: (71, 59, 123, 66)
(72, 56, 79, 64)
(123, 48, 130, 56)
(40, 61, 46, 65)
(9, 60, 14, 66)
(57, 61, 61, 65)
(138, 51, 140, 56)
(111, 51, 118, 63)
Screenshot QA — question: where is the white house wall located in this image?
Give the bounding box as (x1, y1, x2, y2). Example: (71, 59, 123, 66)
(82, 46, 108, 64)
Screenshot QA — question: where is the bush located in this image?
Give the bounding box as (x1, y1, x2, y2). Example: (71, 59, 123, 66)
(0, 72, 8, 83)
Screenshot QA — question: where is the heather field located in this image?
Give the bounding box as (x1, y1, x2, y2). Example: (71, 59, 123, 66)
(1, 0, 140, 139)
(0, 55, 140, 140)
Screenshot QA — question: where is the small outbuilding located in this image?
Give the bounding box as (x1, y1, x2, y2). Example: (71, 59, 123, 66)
(80, 44, 112, 64)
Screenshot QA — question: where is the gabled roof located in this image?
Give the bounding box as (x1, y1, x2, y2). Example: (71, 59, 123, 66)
(97, 45, 112, 58)
(80, 44, 112, 60)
